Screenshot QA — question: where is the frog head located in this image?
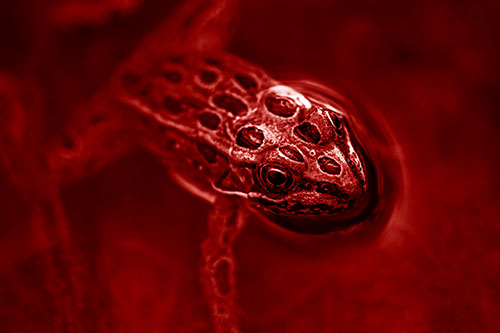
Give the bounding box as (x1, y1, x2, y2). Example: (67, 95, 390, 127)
(218, 84, 382, 235)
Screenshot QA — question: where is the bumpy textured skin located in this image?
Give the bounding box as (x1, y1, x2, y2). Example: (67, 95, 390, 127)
(115, 52, 371, 233)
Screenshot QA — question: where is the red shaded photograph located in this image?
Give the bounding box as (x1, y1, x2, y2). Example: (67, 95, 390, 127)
(1, 0, 499, 332)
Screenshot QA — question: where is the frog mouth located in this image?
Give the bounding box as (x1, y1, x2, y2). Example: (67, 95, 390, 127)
(251, 195, 347, 216)
(248, 196, 369, 235)
(252, 197, 366, 234)
(247, 175, 379, 235)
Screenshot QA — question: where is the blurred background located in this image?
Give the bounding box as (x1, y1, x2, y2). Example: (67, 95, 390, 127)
(0, 0, 499, 331)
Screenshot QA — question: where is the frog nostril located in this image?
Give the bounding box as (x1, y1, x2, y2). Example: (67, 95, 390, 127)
(293, 122, 321, 144)
(236, 126, 264, 149)
(318, 156, 341, 175)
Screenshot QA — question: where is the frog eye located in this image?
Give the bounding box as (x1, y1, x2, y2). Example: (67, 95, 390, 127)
(257, 164, 295, 194)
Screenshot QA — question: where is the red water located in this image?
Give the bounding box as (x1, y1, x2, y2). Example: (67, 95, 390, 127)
(1, 0, 499, 332)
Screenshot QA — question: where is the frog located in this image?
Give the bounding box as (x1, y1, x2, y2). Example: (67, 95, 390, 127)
(0, 0, 403, 332)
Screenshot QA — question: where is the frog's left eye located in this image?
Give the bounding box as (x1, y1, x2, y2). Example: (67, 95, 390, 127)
(257, 164, 296, 194)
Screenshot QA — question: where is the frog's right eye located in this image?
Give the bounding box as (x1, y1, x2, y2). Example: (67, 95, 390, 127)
(257, 164, 296, 195)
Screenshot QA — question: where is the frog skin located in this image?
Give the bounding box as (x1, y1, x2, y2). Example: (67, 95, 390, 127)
(0, 0, 401, 332)
(116, 52, 372, 232)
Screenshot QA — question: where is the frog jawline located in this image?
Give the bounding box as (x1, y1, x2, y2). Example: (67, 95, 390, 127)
(247, 192, 373, 235)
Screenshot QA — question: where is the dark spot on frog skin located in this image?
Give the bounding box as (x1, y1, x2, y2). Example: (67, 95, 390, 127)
(213, 95, 247, 116)
(293, 122, 321, 144)
(234, 74, 257, 90)
(199, 112, 220, 130)
(332, 114, 342, 129)
(200, 71, 217, 83)
(279, 146, 305, 162)
(265, 97, 297, 117)
(214, 259, 232, 296)
(318, 156, 341, 175)
(236, 126, 264, 149)
(331, 114, 344, 137)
